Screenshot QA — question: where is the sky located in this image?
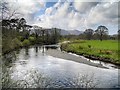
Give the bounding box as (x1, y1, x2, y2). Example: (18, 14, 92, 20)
(2, 0, 120, 35)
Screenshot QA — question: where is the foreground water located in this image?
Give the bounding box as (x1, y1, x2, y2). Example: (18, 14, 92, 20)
(2, 45, 119, 88)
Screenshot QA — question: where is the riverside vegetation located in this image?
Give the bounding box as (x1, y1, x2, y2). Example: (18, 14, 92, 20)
(2, 18, 61, 54)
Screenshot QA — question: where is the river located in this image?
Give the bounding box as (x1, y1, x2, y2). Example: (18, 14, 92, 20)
(2, 45, 120, 88)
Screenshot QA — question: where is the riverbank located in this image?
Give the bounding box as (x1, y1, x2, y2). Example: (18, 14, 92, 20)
(46, 49, 112, 69)
(60, 40, 120, 65)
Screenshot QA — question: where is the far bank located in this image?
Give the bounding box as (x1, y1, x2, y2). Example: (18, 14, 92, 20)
(61, 40, 120, 65)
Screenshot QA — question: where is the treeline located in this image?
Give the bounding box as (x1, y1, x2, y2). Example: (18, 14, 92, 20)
(1, 17, 119, 54)
(62, 26, 119, 41)
(1, 18, 61, 54)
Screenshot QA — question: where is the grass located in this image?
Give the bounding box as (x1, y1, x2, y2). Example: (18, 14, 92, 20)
(78, 40, 118, 50)
(61, 40, 120, 64)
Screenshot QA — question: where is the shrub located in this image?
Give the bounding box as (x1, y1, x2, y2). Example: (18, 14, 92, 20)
(61, 43, 68, 51)
(79, 46, 83, 50)
(105, 50, 112, 55)
(17, 36, 24, 41)
(28, 37, 36, 44)
(99, 50, 112, 55)
(88, 45, 91, 49)
(22, 39, 30, 46)
(2, 39, 13, 53)
(36, 38, 43, 44)
(11, 38, 22, 49)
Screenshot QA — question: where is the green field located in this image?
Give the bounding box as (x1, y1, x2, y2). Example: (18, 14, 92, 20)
(61, 40, 120, 64)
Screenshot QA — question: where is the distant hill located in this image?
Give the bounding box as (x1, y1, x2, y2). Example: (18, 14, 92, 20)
(60, 29, 83, 35)
(30, 26, 83, 35)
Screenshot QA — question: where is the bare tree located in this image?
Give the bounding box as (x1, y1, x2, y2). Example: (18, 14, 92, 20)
(118, 30, 120, 34)
(1, 0, 20, 20)
(84, 29, 94, 40)
(118, 30, 120, 40)
(17, 18, 26, 31)
(95, 25, 108, 41)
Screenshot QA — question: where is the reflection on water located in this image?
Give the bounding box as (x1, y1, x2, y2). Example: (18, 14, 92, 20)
(2, 46, 119, 88)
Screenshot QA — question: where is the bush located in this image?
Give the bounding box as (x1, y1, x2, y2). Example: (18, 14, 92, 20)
(36, 38, 43, 44)
(2, 38, 12, 53)
(11, 38, 22, 49)
(79, 46, 83, 50)
(22, 39, 30, 46)
(99, 50, 112, 55)
(28, 37, 36, 44)
(61, 43, 68, 51)
(17, 36, 24, 41)
(105, 50, 112, 55)
(88, 45, 91, 49)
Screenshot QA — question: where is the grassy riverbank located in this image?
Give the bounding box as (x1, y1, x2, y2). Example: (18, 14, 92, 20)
(61, 40, 120, 65)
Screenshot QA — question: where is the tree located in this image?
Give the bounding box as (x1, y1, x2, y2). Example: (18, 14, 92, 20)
(50, 28, 61, 44)
(95, 25, 108, 41)
(1, 1, 20, 20)
(18, 18, 26, 31)
(118, 30, 120, 35)
(10, 19, 19, 29)
(45, 29, 50, 44)
(1, 19, 10, 29)
(84, 29, 94, 40)
(118, 30, 120, 40)
(33, 26, 42, 38)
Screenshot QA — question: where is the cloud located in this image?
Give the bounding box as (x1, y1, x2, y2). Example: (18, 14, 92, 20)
(74, 2, 99, 14)
(16, 0, 45, 14)
(45, 7, 53, 15)
(85, 2, 118, 27)
(2, 0, 46, 24)
(35, 2, 86, 30)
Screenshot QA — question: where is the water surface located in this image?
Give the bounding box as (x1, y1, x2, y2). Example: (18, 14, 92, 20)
(2, 45, 119, 88)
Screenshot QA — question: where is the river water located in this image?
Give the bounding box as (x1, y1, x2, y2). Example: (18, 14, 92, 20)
(2, 45, 120, 88)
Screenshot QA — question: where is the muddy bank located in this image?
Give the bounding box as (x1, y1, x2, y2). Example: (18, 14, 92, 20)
(62, 50, 120, 66)
(46, 49, 110, 69)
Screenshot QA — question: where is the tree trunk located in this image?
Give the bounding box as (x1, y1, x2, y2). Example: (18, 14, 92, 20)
(100, 34, 103, 41)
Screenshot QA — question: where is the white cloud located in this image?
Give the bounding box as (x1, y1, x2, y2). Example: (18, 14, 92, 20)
(85, 2, 118, 27)
(35, 2, 70, 29)
(16, 0, 45, 14)
(45, 7, 53, 15)
(2, 0, 46, 24)
(74, 2, 99, 14)
(34, 2, 94, 30)
(35, 2, 86, 30)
